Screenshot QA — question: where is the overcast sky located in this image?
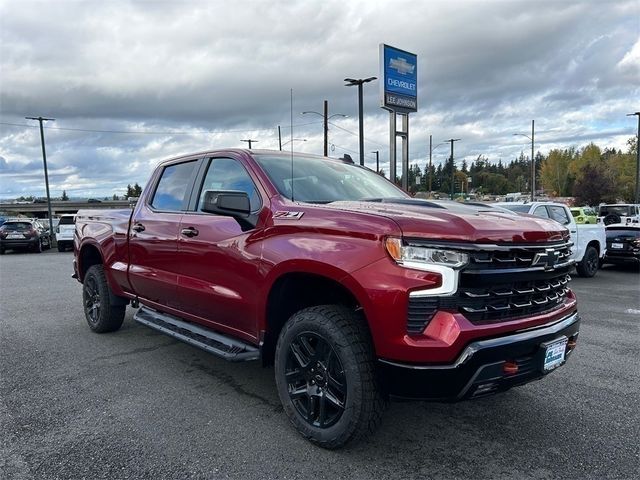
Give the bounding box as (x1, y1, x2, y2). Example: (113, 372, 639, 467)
(0, 0, 638, 199)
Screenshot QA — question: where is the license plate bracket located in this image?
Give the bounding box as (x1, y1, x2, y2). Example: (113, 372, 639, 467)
(541, 337, 567, 372)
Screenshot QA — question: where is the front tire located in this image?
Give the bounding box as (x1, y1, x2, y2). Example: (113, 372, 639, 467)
(83, 265, 125, 333)
(576, 245, 599, 277)
(274, 305, 385, 449)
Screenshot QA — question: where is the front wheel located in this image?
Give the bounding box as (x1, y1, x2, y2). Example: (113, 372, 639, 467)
(83, 265, 125, 333)
(576, 246, 599, 277)
(274, 305, 386, 449)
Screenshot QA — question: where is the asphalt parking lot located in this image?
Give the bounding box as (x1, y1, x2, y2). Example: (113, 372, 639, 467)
(1, 250, 638, 480)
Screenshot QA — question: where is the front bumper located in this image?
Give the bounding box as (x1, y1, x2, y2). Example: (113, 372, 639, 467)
(378, 311, 580, 400)
(604, 252, 640, 264)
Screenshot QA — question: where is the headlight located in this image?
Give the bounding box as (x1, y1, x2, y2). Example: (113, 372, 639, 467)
(385, 237, 469, 269)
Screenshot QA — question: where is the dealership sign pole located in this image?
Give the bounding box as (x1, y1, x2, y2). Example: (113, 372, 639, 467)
(379, 44, 417, 189)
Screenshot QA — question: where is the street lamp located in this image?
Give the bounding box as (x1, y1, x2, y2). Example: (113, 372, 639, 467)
(302, 100, 347, 156)
(513, 120, 535, 201)
(627, 112, 640, 204)
(428, 135, 448, 195)
(25, 116, 55, 242)
(281, 138, 307, 149)
(344, 76, 377, 166)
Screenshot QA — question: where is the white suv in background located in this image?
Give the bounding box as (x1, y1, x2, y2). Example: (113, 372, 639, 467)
(55, 214, 76, 252)
(597, 204, 640, 226)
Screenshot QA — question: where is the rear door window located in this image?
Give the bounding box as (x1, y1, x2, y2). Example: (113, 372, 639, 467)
(548, 205, 571, 225)
(151, 161, 198, 211)
(532, 206, 550, 219)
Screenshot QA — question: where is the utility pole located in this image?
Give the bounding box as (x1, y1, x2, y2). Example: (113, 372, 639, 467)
(344, 77, 377, 166)
(25, 116, 56, 243)
(241, 139, 258, 149)
(371, 150, 379, 173)
(323, 100, 328, 157)
(303, 102, 346, 157)
(445, 138, 461, 200)
(278, 126, 282, 151)
(531, 120, 535, 201)
(627, 112, 640, 204)
(428, 135, 432, 194)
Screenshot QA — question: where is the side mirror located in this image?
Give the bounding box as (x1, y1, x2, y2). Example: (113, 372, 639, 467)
(202, 190, 251, 217)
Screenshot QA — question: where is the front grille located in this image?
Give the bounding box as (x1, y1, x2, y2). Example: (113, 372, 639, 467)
(406, 241, 574, 333)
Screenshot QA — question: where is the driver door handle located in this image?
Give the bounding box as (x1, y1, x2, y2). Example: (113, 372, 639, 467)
(181, 227, 199, 238)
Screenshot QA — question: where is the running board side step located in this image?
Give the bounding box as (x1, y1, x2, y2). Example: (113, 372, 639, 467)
(133, 306, 259, 362)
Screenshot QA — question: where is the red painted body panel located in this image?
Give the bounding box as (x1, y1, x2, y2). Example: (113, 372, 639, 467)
(74, 149, 577, 366)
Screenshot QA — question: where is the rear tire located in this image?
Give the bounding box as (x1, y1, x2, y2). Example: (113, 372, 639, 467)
(58, 244, 65, 252)
(33, 239, 43, 253)
(82, 265, 125, 333)
(576, 245, 599, 277)
(274, 305, 386, 449)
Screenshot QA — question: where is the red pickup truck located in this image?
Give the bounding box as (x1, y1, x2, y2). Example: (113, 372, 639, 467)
(74, 149, 580, 448)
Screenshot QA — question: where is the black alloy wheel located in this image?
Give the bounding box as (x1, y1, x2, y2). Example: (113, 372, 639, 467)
(82, 264, 126, 332)
(83, 274, 102, 325)
(576, 245, 599, 277)
(285, 332, 347, 429)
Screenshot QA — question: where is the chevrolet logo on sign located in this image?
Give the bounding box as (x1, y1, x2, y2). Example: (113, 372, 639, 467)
(532, 248, 560, 270)
(389, 57, 415, 75)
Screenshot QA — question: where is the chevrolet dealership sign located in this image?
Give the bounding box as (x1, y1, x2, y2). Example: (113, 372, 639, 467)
(379, 44, 417, 113)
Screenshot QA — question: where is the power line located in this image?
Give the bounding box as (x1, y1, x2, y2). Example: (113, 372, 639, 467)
(0, 120, 322, 135)
(327, 121, 387, 148)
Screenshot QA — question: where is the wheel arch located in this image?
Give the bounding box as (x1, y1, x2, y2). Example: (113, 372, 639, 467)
(261, 270, 368, 366)
(78, 242, 104, 282)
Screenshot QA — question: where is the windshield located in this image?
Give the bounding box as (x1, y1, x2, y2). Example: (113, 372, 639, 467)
(500, 204, 530, 213)
(599, 206, 632, 216)
(254, 154, 407, 203)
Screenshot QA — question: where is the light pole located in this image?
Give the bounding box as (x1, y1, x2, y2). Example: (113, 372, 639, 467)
(428, 135, 447, 196)
(627, 112, 640, 204)
(445, 139, 461, 200)
(302, 101, 347, 156)
(344, 77, 377, 166)
(371, 150, 379, 173)
(513, 120, 535, 201)
(25, 116, 55, 242)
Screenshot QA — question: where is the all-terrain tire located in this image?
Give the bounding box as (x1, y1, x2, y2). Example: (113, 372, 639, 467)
(274, 305, 386, 449)
(576, 245, 599, 277)
(83, 264, 126, 333)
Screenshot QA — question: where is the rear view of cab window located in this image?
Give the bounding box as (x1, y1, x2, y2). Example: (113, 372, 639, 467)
(151, 161, 197, 211)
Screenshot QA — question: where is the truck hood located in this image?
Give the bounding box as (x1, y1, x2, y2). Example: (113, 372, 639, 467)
(323, 200, 568, 244)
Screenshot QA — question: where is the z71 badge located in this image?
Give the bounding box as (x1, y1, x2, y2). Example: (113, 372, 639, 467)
(273, 211, 304, 220)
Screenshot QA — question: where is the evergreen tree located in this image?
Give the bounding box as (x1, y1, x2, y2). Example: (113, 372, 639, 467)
(61, 190, 69, 201)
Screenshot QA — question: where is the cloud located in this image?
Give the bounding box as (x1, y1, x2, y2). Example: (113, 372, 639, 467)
(0, 0, 638, 198)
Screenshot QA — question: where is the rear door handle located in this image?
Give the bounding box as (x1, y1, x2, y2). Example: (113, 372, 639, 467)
(132, 223, 145, 232)
(181, 227, 199, 238)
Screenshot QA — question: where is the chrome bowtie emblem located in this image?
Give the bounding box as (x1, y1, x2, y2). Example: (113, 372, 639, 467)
(532, 248, 560, 270)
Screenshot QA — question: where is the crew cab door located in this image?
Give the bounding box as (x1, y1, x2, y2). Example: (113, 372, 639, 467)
(176, 155, 266, 341)
(128, 158, 200, 308)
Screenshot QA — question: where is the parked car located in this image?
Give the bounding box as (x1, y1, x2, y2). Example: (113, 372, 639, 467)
(494, 202, 606, 277)
(56, 214, 76, 252)
(74, 149, 580, 448)
(602, 225, 640, 266)
(597, 204, 640, 226)
(0, 218, 52, 254)
(570, 207, 597, 224)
